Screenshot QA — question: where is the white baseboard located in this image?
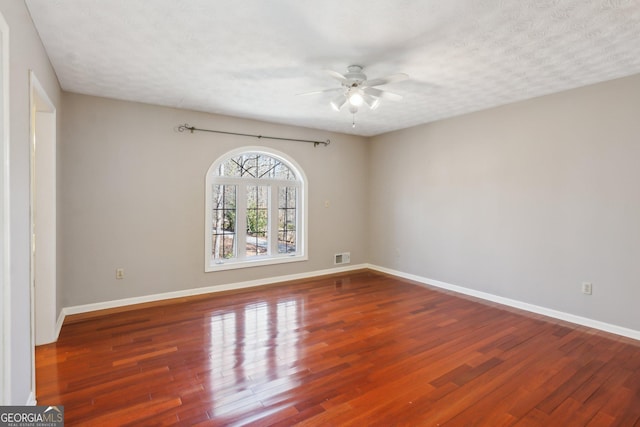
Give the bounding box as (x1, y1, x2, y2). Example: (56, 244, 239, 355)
(56, 264, 367, 338)
(55, 309, 65, 339)
(368, 264, 640, 342)
(26, 391, 36, 406)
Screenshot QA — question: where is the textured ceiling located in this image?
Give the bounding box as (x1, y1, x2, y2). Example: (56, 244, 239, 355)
(25, 0, 640, 137)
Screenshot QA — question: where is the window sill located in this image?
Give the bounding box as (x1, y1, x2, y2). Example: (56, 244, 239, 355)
(205, 254, 308, 272)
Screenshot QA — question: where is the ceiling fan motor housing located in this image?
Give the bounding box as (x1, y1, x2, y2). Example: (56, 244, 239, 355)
(344, 65, 366, 86)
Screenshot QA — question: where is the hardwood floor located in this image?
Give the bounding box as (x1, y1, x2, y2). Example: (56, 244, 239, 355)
(36, 270, 640, 426)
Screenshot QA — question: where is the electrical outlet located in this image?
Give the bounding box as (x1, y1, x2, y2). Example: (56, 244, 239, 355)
(582, 282, 592, 295)
(116, 268, 125, 280)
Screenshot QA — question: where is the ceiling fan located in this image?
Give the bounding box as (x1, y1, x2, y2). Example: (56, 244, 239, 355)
(301, 65, 409, 114)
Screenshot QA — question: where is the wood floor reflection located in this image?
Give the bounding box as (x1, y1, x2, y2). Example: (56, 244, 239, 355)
(36, 269, 640, 426)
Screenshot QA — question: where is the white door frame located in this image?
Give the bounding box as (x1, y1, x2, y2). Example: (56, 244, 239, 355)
(29, 71, 57, 401)
(0, 9, 10, 406)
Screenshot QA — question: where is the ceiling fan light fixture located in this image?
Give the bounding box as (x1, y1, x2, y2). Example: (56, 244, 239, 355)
(302, 65, 408, 120)
(330, 94, 347, 111)
(348, 91, 364, 107)
(363, 94, 380, 110)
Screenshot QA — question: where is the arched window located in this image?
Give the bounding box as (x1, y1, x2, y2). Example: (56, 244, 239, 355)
(205, 147, 307, 271)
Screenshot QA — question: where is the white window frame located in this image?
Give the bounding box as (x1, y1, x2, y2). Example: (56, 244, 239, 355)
(205, 147, 308, 272)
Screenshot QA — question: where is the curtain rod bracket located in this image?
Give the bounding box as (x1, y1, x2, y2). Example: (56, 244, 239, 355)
(177, 123, 330, 147)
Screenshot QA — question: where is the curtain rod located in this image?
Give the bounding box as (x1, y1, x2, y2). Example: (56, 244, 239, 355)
(177, 124, 330, 147)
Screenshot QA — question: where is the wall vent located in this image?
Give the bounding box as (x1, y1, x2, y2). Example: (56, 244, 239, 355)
(334, 252, 351, 265)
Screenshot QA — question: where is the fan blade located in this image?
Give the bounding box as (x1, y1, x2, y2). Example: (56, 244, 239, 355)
(297, 87, 342, 96)
(362, 93, 380, 110)
(363, 73, 409, 87)
(363, 87, 403, 101)
(330, 93, 347, 111)
(325, 69, 348, 83)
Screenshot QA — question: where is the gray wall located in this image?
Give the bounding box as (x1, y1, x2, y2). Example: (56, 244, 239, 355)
(369, 73, 640, 331)
(0, 0, 61, 404)
(60, 93, 369, 307)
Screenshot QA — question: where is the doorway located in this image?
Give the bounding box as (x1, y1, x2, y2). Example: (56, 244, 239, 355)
(30, 71, 56, 349)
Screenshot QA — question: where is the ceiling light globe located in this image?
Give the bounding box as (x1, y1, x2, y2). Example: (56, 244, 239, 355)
(349, 92, 364, 107)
